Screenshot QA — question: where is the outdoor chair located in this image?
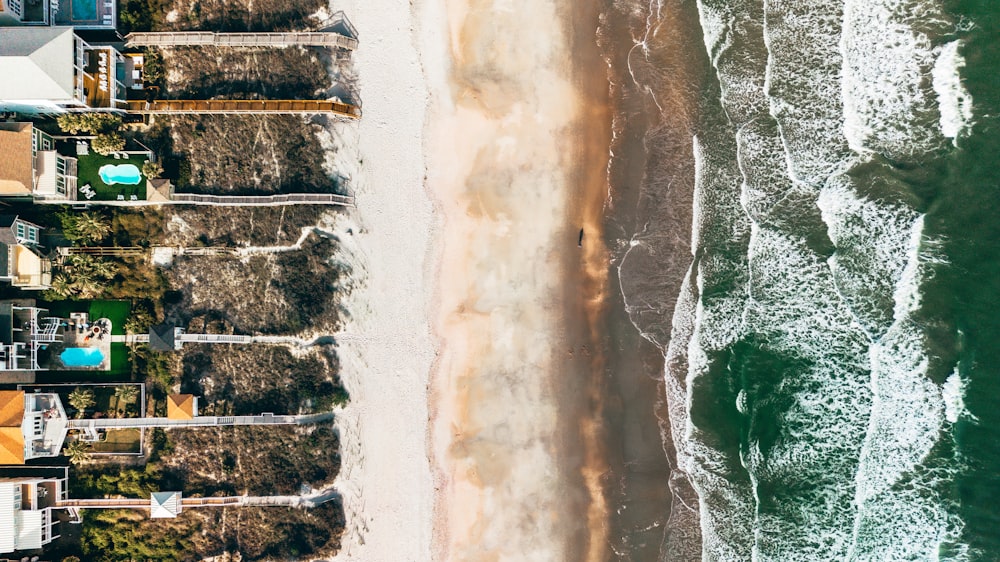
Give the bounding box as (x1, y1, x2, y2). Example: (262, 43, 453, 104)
(117, 195, 124, 201)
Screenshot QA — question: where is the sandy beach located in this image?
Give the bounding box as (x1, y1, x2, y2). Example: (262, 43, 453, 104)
(325, 1, 436, 561)
(327, 0, 612, 560)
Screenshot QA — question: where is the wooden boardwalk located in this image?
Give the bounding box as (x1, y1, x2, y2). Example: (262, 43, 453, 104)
(66, 411, 333, 431)
(36, 192, 354, 208)
(125, 99, 360, 117)
(126, 31, 358, 50)
(60, 246, 239, 258)
(170, 192, 355, 206)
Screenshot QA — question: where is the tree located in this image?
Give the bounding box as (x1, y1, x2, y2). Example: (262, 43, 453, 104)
(63, 439, 91, 465)
(56, 113, 121, 135)
(68, 387, 96, 418)
(61, 211, 112, 244)
(46, 273, 74, 299)
(114, 385, 139, 416)
(124, 305, 154, 334)
(92, 132, 126, 156)
(142, 159, 164, 179)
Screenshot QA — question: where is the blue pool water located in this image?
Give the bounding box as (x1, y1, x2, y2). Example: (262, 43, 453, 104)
(60, 347, 104, 368)
(72, 0, 97, 21)
(98, 164, 142, 186)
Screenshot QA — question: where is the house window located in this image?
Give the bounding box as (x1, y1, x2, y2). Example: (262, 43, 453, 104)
(16, 223, 24, 240)
(27, 227, 37, 243)
(8, 0, 22, 17)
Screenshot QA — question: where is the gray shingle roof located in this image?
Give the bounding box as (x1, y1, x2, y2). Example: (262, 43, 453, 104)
(0, 27, 77, 101)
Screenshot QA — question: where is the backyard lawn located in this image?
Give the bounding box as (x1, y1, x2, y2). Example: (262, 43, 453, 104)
(42, 300, 132, 379)
(76, 152, 149, 201)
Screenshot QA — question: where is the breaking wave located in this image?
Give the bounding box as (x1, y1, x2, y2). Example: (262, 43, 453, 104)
(651, 0, 975, 558)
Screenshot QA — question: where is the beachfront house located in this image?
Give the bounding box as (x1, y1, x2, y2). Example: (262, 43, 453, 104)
(0, 27, 131, 115)
(0, 470, 68, 553)
(0, 122, 79, 202)
(0, 0, 116, 29)
(0, 390, 68, 465)
(0, 215, 52, 290)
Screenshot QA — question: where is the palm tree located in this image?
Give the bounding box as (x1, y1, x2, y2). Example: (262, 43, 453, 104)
(61, 212, 112, 245)
(46, 273, 74, 299)
(113, 385, 138, 417)
(63, 439, 91, 465)
(67, 387, 95, 419)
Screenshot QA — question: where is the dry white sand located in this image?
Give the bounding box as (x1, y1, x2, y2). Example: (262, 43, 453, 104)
(325, 1, 437, 561)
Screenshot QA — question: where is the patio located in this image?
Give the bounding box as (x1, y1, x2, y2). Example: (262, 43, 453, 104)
(76, 152, 150, 201)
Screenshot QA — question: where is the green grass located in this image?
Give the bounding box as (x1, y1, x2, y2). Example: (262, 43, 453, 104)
(40, 300, 132, 380)
(90, 428, 142, 454)
(76, 153, 149, 201)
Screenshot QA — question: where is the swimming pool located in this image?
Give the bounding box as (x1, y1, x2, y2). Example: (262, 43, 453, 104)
(98, 164, 142, 186)
(60, 347, 105, 368)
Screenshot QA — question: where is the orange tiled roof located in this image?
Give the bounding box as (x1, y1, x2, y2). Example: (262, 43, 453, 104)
(0, 427, 24, 465)
(0, 390, 24, 427)
(167, 394, 195, 420)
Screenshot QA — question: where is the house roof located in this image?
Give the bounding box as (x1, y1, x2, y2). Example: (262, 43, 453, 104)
(0, 391, 24, 427)
(0, 427, 23, 465)
(0, 28, 78, 102)
(150, 491, 182, 518)
(0, 391, 25, 465)
(0, 123, 34, 196)
(146, 179, 173, 203)
(167, 394, 195, 420)
(148, 323, 177, 351)
(0, 215, 27, 245)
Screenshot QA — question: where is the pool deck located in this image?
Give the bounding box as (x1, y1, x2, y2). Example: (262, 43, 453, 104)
(59, 313, 112, 371)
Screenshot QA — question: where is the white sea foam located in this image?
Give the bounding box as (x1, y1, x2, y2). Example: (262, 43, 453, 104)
(846, 216, 967, 559)
(942, 368, 972, 424)
(841, 0, 955, 158)
(743, 223, 871, 561)
(818, 177, 921, 338)
(933, 40, 974, 142)
(762, 0, 855, 186)
(683, 0, 971, 559)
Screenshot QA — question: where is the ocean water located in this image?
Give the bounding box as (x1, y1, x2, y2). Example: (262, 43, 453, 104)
(604, 0, 1000, 559)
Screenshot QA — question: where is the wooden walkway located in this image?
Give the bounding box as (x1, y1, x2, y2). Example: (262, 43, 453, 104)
(58, 494, 324, 510)
(59, 246, 239, 258)
(170, 193, 355, 206)
(125, 99, 361, 118)
(37, 192, 354, 208)
(67, 411, 333, 431)
(126, 31, 358, 50)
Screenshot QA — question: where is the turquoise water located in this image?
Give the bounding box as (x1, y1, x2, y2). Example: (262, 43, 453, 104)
(606, 0, 1000, 558)
(60, 347, 105, 368)
(71, 0, 96, 21)
(98, 164, 142, 186)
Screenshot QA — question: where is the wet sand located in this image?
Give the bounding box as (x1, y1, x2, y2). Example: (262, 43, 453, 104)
(424, 0, 614, 559)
